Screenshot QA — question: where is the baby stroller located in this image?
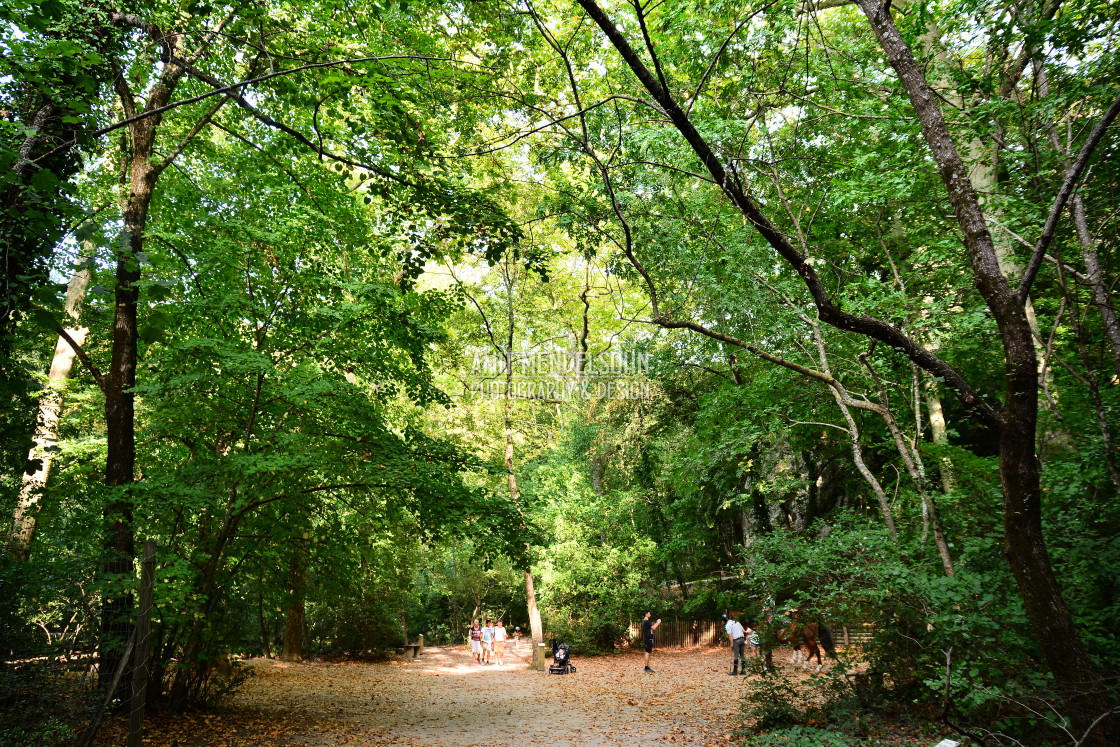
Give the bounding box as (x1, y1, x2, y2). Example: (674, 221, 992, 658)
(548, 640, 577, 674)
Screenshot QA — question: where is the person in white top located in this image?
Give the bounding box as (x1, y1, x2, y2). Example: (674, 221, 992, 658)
(723, 611, 746, 675)
(494, 620, 508, 665)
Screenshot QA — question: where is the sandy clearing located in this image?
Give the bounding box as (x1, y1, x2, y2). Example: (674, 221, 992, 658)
(96, 644, 791, 746)
(236, 644, 751, 746)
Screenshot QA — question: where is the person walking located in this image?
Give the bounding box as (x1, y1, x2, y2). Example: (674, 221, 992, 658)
(469, 620, 483, 664)
(723, 611, 746, 675)
(513, 626, 522, 651)
(640, 611, 661, 673)
(481, 618, 494, 664)
(494, 620, 508, 665)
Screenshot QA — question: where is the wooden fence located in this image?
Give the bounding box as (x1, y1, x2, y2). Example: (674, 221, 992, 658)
(833, 623, 874, 646)
(628, 620, 723, 648)
(626, 620, 875, 648)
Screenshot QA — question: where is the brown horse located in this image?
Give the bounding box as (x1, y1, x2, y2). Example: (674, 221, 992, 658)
(760, 613, 832, 673)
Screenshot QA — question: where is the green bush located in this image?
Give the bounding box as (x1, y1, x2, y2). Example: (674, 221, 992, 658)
(742, 726, 856, 747)
(741, 670, 807, 731)
(0, 664, 93, 747)
(735, 511, 1120, 743)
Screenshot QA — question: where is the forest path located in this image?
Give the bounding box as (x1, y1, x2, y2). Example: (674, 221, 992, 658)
(104, 645, 753, 746)
(238, 645, 744, 746)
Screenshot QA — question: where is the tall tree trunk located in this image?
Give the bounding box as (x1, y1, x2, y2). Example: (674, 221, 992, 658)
(1035, 51, 1120, 384)
(508, 356, 544, 646)
(98, 118, 153, 693)
(258, 587, 271, 659)
(524, 570, 543, 646)
(811, 322, 898, 539)
(827, 386, 898, 539)
(1034, 69, 1120, 490)
(95, 13, 227, 692)
(861, 353, 955, 576)
(922, 371, 957, 493)
(494, 261, 545, 648)
(854, 3, 1116, 739)
(282, 534, 309, 662)
(8, 255, 91, 561)
(1071, 195, 1120, 381)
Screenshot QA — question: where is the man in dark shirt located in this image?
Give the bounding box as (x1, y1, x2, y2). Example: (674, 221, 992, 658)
(640, 611, 661, 673)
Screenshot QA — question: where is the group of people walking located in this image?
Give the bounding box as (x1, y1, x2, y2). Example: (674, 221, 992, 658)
(468, 619, 521, 665)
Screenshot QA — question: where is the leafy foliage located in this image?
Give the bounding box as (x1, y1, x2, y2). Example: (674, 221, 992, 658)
(2, 0, 1119, 744)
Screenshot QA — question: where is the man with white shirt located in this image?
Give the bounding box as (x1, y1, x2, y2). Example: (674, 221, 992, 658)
(723, 612, 746, 675)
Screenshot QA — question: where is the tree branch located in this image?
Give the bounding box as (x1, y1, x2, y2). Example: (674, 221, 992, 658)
(53, 322, 106, 391)
(153, 96, 229, 175)
(1018, 88, 1120, 303)
(175, 60, 418, 189)
(686, 2, 778, 115)
(29, 54, 476, 167)
(575, 0, 1000, 431)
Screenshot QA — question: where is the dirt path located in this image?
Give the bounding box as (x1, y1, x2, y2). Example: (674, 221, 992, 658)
(102, 645, 762, 746)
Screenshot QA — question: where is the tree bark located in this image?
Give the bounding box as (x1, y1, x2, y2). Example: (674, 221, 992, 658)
(921, 370, 957, 493)
(1070, 195, 1120, 382)
(860, 352, 955, 575)
(1070, 196, 1120, 382)
(508, 341, 544, 646)
(258, 587, 272, 659)
(95, 13, 228, 693)
(8, 255, 91, 561)
(99, 120, 151, 690)
(524, 570, 544, 646)
(282, 553, 307, 662)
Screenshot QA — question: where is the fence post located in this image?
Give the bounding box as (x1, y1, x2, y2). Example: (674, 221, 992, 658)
(128, 541, 156, 747)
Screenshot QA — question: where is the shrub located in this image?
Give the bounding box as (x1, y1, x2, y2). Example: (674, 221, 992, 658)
(743, 726, 856, 747)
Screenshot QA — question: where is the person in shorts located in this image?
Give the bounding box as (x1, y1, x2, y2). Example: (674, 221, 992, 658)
(640, 611, 661, 673)
(469, 620, 483, 664)
(481, 619, 494, 664)
(494, 620, 508, 665)
(513, 626, 522, 650)
(745, 619, 761, 658)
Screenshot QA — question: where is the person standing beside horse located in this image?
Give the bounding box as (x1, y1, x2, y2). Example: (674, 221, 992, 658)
(723, 612, 747, 675)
